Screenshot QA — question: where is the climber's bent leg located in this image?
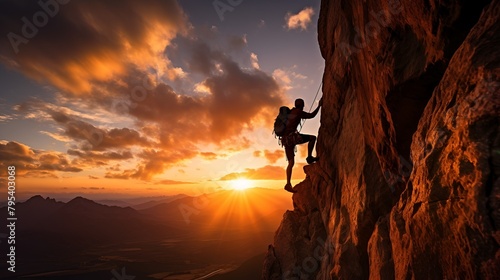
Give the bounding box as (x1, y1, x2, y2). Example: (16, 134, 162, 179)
(297, 134, 318, 164)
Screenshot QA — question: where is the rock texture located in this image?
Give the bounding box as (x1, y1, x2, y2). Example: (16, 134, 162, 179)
(263, 0, 499, 279)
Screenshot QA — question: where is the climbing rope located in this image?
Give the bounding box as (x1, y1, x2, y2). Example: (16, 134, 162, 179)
(299, 81, 323, 132)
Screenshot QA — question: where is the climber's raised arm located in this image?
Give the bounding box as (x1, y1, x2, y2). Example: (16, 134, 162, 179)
(301, 97, 323, 119)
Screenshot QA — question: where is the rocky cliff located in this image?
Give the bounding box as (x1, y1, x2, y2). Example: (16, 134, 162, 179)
(263, 0, 499, 279)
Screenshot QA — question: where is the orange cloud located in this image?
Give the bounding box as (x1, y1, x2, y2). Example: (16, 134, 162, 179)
(286, 7, 315, 30)
(68, 149, 133, 166)
(0, 141, 82, 177)
(1, 3, 286, 181)
(200, 152, 227, 160)
(18, 90, 280, 180)
(219, 164, 306, 181)
(156, 179, 195, 185)
(105, 148, 198, 180)
(263, 149, 285, 164)
(25, 170, 60, 179)
(0, 140, 35, 162)
(126, 46, 284, 153)
(253, 149, 285, 163)
(16, 104, 155, 151)
(0, 0, 188, 94)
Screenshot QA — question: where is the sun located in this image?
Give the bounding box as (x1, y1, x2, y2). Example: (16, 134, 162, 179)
(230, 178, 253, 191)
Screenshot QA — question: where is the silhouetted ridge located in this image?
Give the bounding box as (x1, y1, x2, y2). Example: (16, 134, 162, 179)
(21, 196, 63, 216)
(25, 194, 44, 202)
(58, 196, 139, 221)
(66, 196, 96, 205)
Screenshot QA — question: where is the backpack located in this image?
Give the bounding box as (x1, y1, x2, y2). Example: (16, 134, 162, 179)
(273, 106, 290, 137)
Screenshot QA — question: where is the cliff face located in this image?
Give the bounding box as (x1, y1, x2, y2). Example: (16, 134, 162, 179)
(263, 0, 499, 279)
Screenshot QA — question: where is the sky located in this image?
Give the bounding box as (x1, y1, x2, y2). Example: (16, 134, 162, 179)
(0, 0, 324, 200)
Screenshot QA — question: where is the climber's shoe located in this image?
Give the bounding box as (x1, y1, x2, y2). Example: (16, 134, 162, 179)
(284, 183, 297, 193)
(306, 156, 319, 164)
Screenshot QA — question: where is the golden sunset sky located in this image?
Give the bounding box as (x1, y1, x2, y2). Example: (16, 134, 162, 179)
(0, 0, 323, 200)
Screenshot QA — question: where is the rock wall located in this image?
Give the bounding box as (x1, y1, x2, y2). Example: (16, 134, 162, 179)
(263, 0, 499, 279)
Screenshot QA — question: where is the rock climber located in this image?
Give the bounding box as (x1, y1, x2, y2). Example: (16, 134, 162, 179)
(282, 97, 322, 193)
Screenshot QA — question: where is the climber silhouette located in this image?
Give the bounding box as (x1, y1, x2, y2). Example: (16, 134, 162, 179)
(282, 97, 322, 193)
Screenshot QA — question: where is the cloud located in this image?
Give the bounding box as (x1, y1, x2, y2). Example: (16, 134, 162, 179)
(156, 179, 195, 185)
(250, 52, 260, 69)
(200, 152, 226, 160)
(0, 140, 35, 162)
(68, 149, 133, 166)
(0, 0, 188, 94)
(219, 164, 305, 180)
(0, 114, 14, 122)
(285, 7, 315, 30)
(189, 48, 283, 142)
(17, 102, 155, 151)
(1, 3, 286, 181)
(129, 41, 285, 150)
(253, 149, 285, 164)
(28, 67, 281, 179)
(106, 164, 121, 172)
(273, 69, 292, 88)
(263, 149, 285, 164)
(14, 96, 124, 125)
(25, 170, 59, 179)
(105, 148, 197, 180)
(82, 187, 104, 190)
(0, 141, 82, 177)
(273, 67, 308, 91)
(48, 113, 153, 151)
(37, 153, 82, 172)
(40, 131, 73, 142)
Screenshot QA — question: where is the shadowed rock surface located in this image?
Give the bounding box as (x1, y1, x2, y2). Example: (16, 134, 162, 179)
(263, 0, 499, 279)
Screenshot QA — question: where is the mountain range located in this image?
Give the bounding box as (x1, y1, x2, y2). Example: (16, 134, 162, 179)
(0, 187, 292, 279)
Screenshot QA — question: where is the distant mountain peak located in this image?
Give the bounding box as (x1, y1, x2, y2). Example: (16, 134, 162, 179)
(25, 195, 57, 204)
(67, 196, 96, 205)
(26, 195, 44, 202)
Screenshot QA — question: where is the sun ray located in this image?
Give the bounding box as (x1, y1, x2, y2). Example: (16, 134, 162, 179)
(202, 185, 292, 241)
